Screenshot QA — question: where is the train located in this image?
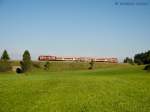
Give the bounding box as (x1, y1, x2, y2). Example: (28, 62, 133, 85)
(38, 55, 118, 63)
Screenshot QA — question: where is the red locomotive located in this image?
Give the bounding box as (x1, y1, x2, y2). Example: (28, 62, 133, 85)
(38, 55, 56, 61)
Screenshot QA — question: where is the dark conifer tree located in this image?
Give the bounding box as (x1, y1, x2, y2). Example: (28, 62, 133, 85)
(20, 50, 32, 72)
(1, 50, 10, 60)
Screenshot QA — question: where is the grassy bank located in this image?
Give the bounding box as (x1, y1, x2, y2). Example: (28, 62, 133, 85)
(11, 60, 124, 72)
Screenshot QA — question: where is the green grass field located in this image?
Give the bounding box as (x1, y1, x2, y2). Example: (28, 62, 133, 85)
(0, 64, 150, 112)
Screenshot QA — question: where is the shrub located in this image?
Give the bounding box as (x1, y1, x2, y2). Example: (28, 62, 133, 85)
(88, 66, 92, 70)
(44, 61, 50, 70)
(124, 57, 134, 65)
(88, 59, 94, 70)
(134, 50, 150, 65)
(144, 65, 150, 71)
(0, 61, 12, 72)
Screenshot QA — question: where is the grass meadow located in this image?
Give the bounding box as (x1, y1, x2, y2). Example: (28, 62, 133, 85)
(0, 64, 150, 112)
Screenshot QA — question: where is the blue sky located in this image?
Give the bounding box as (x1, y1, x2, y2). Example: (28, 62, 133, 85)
(0, 0, 150, 61)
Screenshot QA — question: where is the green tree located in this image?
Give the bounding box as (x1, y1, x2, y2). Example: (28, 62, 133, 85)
(1, 50, 10, 60)
(20, 50, 32, 72)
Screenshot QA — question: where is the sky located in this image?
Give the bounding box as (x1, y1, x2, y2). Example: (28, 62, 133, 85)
(0, 0, 150, 61)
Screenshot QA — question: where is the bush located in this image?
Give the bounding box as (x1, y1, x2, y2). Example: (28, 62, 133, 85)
(88, 59, 94, 70)
(144, 65, 150, 71)
(134, 50, 150, 65)
(0, 61, 12, 72)
(124, 57, 134, 65)
(44, 61, 50, 70)
(88, 66, 92, 70)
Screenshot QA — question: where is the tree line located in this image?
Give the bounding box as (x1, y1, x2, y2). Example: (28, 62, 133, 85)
(0, 50, 32, 73)
(124, 50, 150, 71)
(124, 50, 150, 65)
(0, 50, 54, 73)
